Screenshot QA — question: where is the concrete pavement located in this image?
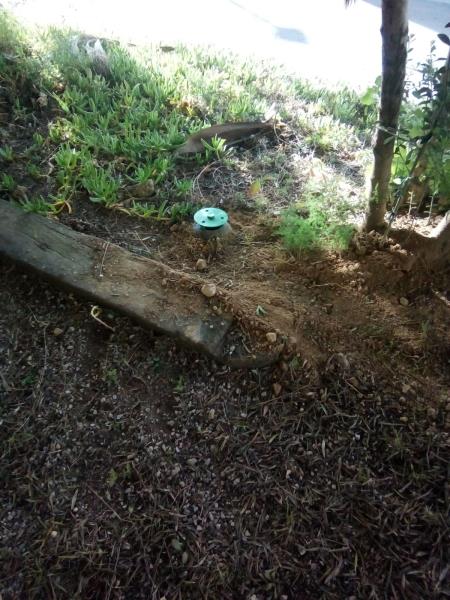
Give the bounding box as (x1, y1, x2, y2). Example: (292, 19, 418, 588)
(2, 0, 449, 88)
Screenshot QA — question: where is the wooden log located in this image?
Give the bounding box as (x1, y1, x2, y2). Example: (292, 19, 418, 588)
(0, 200, 234, 360)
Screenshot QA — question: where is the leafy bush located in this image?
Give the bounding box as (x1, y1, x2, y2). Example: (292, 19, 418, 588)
(392, 39, 450, 211)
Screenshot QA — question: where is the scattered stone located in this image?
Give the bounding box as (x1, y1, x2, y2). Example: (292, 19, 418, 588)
(201, 283, 217, 298)
(272, 382, 282, 396)
(37, 93, 48, 107)
(427, 407, 437, 419)
(196, 258, 208, 272)
(187, 458, 197, 467)
(170, 538, 183, 552)
(266, 332, 277, 344)
(399, 297, 409, 307)
(53, 327, 64, 336)
(12, 185, 28, 201)
(129, 180, 155, 198)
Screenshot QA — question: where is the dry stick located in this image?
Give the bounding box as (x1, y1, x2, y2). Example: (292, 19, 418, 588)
(90, 305, 115, 331)
(87, 485, 125, 522)
(0, 370, 11, 392)
(194, 160, 221, 199)
(428, 194, 435, 224)
(105, 542, 122, 600)
(386, 44, 450, 236)
(99, 240, 110, 278)
(33, 326, 48, 408)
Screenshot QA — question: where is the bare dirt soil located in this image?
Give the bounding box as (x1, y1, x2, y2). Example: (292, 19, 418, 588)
(1, 193, 450, 598)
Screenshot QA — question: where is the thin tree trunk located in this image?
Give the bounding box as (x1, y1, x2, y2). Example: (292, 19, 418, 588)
(365, 0, 409, 231)
(421, 211, 450, 267)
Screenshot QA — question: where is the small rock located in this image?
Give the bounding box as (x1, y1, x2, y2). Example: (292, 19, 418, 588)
(272, 382, 282, 396)
(53, 327, 64, 336)
(187, 458, 197, 467)
(196, 258, 208, 272)
(12, 185, 28, 200)
(399, 297, 409, 306)
(201, 283, 217, 298)
(129, 180, 155, 198)
(37, 93, 48, 107)
(399, 416, 408, 423)
(170, 538, 183, 552)
(161, 278, 168, 287)
(266, 332, 277, 344)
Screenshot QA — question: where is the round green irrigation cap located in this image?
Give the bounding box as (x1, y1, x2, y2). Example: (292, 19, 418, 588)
(194, 207, 228, 229)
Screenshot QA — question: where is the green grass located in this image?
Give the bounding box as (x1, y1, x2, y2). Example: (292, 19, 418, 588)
(0, 9, 375, 241)
(0, 146, 14, 161)
(1, 173, 16, 192)
(293, 79, 378, 142)
(278, 177, 359, 252)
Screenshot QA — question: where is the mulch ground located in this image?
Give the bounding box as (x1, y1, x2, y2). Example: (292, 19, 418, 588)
(1, 246, 449, 599)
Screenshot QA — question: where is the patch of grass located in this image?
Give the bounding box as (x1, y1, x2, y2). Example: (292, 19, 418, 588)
(19, 196, 53, 215)
(127, 198, 196, 222)
(0, 11, 51, 109)
(1, 173, 16, 192)
(279, 207, 354, 252)
(278, 177, 359, 252)
(297, 112, 360, 154)
(0, 146, 14, 161)
(293, 78, 378, 140)
(81, 164, 121, 206)
(25, 163, 41, 178)
(1, 10, 375, 230)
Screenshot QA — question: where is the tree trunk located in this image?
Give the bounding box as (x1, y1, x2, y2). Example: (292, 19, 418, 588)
(420, 211, 450, 268)
(364, 0, 409, 231)
(402, 155, 430, 212)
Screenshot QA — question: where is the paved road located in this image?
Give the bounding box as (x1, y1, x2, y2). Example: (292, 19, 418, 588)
(2, 0, 450, 88)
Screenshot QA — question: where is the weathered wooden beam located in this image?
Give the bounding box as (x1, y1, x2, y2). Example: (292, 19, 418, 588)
(0, 200, 235, 361)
